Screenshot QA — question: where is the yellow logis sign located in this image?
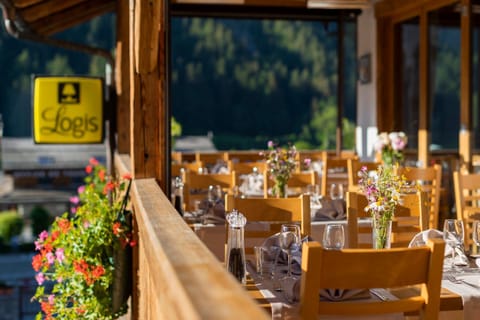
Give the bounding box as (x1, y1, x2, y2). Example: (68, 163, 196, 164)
(33, 76, 104, 143)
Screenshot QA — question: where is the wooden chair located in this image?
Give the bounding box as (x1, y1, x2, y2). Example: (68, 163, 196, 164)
(171, 151, 196, 163)
(347, 191, 429, 248)
(182, 170, 237, 211)
(224, 151, 264, 163)
(224, 194, 310, 254)
(299, 238, 445, 320)
(346, 158, 380, 192)
(195, 152, 227, 170)
(263, 170, 318, 197)
(396, 164, 442, 229)
(453, 170, 480, 249)
(227, 160, 266, 175)
(321, 153, 349, 197)
(171, 161, 204, 178)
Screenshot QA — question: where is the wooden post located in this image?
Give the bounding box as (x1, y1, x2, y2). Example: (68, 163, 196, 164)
(418, 9, 429, 168)
(459, 0, 472, 170)
(129, 0, 169, 191)
(116, 0, 131, 154)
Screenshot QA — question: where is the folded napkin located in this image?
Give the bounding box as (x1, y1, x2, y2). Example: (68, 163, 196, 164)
(409, 229, 469, 266)
(313, 199, 346, 221)
(280, 279, 371, 304)
(197, 199, 226, 220)
(320, 288, 371, 301)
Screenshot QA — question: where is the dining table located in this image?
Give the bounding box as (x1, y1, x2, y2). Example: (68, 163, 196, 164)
(184, 192, 480, 320)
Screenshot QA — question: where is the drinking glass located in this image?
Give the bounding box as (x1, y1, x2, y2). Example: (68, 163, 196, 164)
(473, 220, 480, 251)
(322, 224, 345, 250)
(279, 224, 301, 279)
(443, 219, 465, 270)
(330, 183, 344, 200)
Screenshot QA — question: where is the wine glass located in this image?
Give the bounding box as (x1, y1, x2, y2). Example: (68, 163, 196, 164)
(322, 224, 345, 250)
(472, 220, 480, 253)
(279, 224, 301, 280)
(330, 183, 344, 200)
(443, 219, 465, 270)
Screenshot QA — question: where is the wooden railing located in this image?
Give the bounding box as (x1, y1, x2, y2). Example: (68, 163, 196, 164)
(115, 154, 269, 320)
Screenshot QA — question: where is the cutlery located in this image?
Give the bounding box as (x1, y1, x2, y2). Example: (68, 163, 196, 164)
(370, 289, 390, 301)
(446, 274, 480, 289)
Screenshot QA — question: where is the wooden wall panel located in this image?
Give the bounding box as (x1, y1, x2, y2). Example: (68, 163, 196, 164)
(116, 0, 131, 154)
(129, 0, 168, 191)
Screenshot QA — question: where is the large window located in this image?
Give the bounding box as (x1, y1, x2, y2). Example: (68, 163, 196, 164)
(429, 4, 460, 150)
(395, 17, 420, 150)
(170, 14, 357, 151)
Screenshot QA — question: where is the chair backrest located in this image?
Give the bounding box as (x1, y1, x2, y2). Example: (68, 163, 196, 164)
(195, 152, 227, 169)
(346, 159, 380, 192)
(224, 151, 264, 163)
(227, 160, 266, 175)
(347, 191, 429, 248)
(171, 161, 204, 178)
(263, 171, 318, 197)
(182, 170, 237, 211)
(453, 170, 480, 249)
(224, 194, 311, 254)
(321, 154, 349, 197)
(299, 238, 445, 319)
(396, 164, 442, 229)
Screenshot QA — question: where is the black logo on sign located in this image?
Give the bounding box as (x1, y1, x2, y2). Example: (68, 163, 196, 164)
(58, 82, 80, 104)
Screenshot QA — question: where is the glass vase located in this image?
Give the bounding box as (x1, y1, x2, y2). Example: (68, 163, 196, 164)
(372, 216, 392, 249)
(274, 180, 288, 198)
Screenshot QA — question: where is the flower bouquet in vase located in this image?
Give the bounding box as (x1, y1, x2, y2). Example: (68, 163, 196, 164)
(262, 141, 297, 198)
(358, 165, 406, 249)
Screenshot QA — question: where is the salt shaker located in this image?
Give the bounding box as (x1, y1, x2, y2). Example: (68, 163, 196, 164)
(173, 176, 184, 216)
(226, 210, 247, 284)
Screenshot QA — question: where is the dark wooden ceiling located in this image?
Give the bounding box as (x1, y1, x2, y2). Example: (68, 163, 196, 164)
(1, 0, 369, 37)
(0, 0, 116, 36)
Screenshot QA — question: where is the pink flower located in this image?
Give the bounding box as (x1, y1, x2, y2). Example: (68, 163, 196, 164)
(57, 276, 63, 283)
(34, 240, 43, 251)
(39, 230, 49, 242)
(35, 272, 45, 285)
(77, 185, 85, 194)
(69, 196, 80, 205)
(48, 294, 55, 305)
(267, 140, 274, 148)
(55, 248, 65, 264)
(46, 252, 55, 265)
(70, 207, 77, 214)
(89, 157, 99, 166)
(304, 158, 311, 167)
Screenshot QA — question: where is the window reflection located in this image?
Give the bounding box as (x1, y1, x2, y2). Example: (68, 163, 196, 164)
(428, 4, 461, 150)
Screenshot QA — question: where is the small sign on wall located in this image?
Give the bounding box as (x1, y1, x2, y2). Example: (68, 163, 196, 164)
(33, 76, 104, 144)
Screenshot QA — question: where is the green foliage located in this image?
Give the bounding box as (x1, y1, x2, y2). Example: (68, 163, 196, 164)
(171, 18, 357, 150)
(0, 210, 24, 243)
(30, 206, 52, 238)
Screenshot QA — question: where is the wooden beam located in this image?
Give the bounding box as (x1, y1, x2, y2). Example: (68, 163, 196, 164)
(308, 0, 368, 9)
(418, 9, 429, 167)
(18, 0, 85, 22)
(11, 0, 43, 8)
(116, 0, 131, 154)
(30, 0, 115, 35)
(130, 0, 168, 191)
(134, 0, 161, 74)
(459, 0, 472, 169)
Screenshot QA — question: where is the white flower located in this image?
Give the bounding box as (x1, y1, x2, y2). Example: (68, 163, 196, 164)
(374, 132, 390, 152)
(388, 132, 408, 151)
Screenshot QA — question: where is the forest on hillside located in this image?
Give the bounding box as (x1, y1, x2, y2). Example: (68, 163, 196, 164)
(0, 12, 358, 150)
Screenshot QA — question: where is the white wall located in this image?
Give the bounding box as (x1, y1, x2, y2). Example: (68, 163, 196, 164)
(356, 3, 378, 160)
